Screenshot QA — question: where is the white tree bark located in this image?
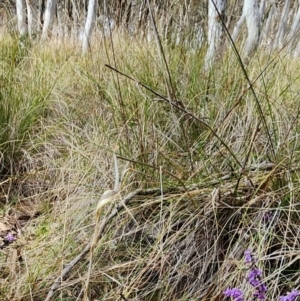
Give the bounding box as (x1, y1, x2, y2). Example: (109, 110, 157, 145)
(232, 14, 245, 42)
(243, 0, 261, 61)
(287, 2, 300, 52)
(26, 0, 38, 38)
(205, 0, 227, 70)
(274, 0, 290, 50)
(71, 1, 79, 42)
(38, 0, 44, 31)
(230, 0, 262, 61)
(82, 0, 97, 54)
(42, 0, 57, 40)
(259, 0, 266, 21)
(16, 0, 28, 36)
(260, 3, 275, 47)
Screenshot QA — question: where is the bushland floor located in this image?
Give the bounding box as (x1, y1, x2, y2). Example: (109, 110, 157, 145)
(1, 36, 300, 301)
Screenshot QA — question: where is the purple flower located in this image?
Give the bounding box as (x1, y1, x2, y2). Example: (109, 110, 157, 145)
(245, 249, 253, 264)
(253, 288, 267, 300)
(224, 250, 300, 301)
(223, 288, 244, 301)
(5, 233, 16, 242)
(279, 290, 300, 301)
(247, 267, 263, 287)
(253, 284, 267, 300)
(247, 267, 267, 300)
(263, 211, 273, 223)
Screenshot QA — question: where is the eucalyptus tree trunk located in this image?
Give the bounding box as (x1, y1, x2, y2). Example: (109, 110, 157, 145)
(42, 0, 57, 39)
(26, 0, 38, 38)
(231, 0, 261, 62)
(260, 2, 275, 47)
(10, 0, 300, 58)
(38, 0, 45, 31)
(259, 0, 266, 20)
(70, 0, 79, 41)
(243, 0, 260, 62)
(274, 0, 290, 50)
(231, 13, 245, 43)
(82, 0, 97, 54)
(287, 2, 300, 52)
(16, 0, 28, 36)
(205, 0, 227, 70)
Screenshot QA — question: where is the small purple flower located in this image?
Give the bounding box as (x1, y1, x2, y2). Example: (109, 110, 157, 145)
(5, 233, 16, 242)
(259, 284, 267, 293)
(247, 267, 263, 287)
(255, 292, 266, 300)
(279, 290, 300, 301)
(263, 211, 273, 223)
(245, 249, 253, 264)
(223, 288, 244, 301)
(253, 288, 267, 300)
(247, 267, 267, 300)
(225, 249, 300, 301)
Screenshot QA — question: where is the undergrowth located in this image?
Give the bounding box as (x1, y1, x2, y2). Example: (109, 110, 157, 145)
(0, 35, 300, 301)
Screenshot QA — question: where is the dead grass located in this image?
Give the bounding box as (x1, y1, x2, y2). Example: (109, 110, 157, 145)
(1, 35, 300, 301)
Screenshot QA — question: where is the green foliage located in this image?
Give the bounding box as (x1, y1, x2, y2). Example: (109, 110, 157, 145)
(0, 38, 52, 176)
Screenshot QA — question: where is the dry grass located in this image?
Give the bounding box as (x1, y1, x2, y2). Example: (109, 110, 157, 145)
(1, 35, 300, 301)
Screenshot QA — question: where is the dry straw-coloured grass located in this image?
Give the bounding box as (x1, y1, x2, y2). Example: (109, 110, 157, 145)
(1, 35, 300, 301)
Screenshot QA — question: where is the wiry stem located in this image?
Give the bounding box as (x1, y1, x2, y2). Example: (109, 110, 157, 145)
(84, 153, 120, 301)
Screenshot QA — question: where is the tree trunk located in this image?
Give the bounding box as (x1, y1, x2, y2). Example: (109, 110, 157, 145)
(243, 0, 261, 62)
(16, 0, 28, 36)
(287, 2, 300, 52)
(42, 0, 57, 40)
(39, 0, 45, 31)
(205, 0, 227, 70)
(231, 13, 245, 43)
(260, 3, 275, 47)
(82, 0, 97, 54)
(70, 0, 78, 41)
(26, 0, 38, 38)
(274, 0, 290, 50)
(259, 0, 266, 21)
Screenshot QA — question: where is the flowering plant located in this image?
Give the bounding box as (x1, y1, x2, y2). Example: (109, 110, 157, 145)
(5, 233, 16, 242)
(223, 249, 299, 301)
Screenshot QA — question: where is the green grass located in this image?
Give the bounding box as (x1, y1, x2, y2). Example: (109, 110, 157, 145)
(1, 35, 300, 300)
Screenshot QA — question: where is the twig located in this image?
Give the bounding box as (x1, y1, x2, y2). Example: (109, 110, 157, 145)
(45, 188, 164, 301)
(210, 0, 275, 158)
(45, 243, 91, 301)
(44, 160, 279, 300)
(119, 292, 129, 301)
(84, 153, 120, 301)
(105, 63, 243, 169)
(116, 155, 188, 192)
(83, 190, 119, 301)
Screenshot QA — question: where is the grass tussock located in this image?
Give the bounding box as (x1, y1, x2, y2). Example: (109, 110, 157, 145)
(1, 35, 300, 301)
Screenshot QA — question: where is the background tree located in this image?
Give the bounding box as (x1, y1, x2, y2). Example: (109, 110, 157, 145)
(16, 0, 28, 36)
(205, 0, 227, 70)
(26, 0, 38, 38)
(82, 0, 97, 54)
(42, 0, 57, 40)
(274, 0, 290, 50)
(232, 0, 261, 61)
(7, 1, 300, 61)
